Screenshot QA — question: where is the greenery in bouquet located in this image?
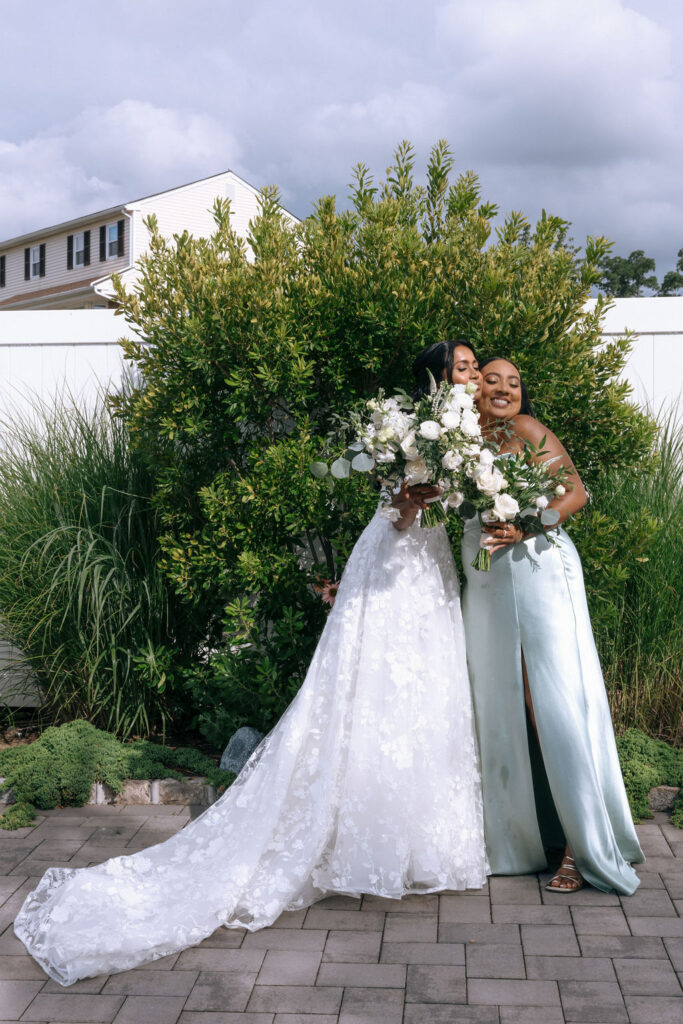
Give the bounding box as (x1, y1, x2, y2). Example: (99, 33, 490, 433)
(461, 436, 575, 570)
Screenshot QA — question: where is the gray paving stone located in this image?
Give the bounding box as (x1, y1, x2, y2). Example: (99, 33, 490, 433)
(316, 961, 406, 988)
(180, 1015, 274, 1024)
(405, 1005, 498, 1023)
(383, 913, 437, 943)
(613, 956, 682, 995)
(243, 930, 327, 952)
(439, 894, 491, 923)
(493, 904, 571, 924)
(405, 964, 466, 1003)
(466, 942, 525, 979)
(272, 910, 307, 929)
(662, 874, 683, 899)
(248, 984, 343, 1014)
(624, 994, 683, 1023)
(132, 952, 180, 971)
(664, 937, 683, 970)
(558, 980, 627, 1022)
(273, 1016, 337, 1024)
(185, 971, 259, 1012)
(338, 986, 404, 1024)
(498, 1009, 565, 1024)
(622, 888, 678, 917)
(380, 942, 464, 965)
(303, 908, 383, 931)
(629, 916, 683, 937)
(42, 973, 110, 993)
(468, 978, 560, 1006)
(489, 875, 541, 904)
(322, 930, 381, 963)
(313, 895, 361, 911)
(257, 951, 322, 986)
(102, 970, 198, 996)
(112, 995, 187, 1024)
(571, 908, 630, 935)
(364, 893, 439, 914)
(632, 872, 666, 889)
(190, 928, 246, 949)
(526, 955, 615, 981)
(21, 992, 125, 1022)
(521, 924, 580, 956)
(0, 953, 47, 979)
(578, 935, 667, 959)
(0, 979, 44, 1018)
(0, 877, 28, 905)
(176, 949, 265, 972)
(0, 925, 25, 954)
(637, 857, 683, 874)
(437, 923, 521, 945)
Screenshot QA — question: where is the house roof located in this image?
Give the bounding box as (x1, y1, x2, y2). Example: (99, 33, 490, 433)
(0, 169, 265, 250)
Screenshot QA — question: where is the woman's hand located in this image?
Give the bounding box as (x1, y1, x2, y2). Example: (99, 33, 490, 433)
(482, 520, 525, 553)
(391, 483, 442, 531)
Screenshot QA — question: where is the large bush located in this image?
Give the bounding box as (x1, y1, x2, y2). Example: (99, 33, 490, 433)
(112, 141, 657, 747)
(0, 393, 202, 739)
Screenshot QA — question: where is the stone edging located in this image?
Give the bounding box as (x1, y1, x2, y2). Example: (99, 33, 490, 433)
(1, 779, 680, 812)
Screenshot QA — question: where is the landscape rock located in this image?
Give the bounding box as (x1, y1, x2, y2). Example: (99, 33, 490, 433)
(648, 785, 681, 812)
(220, 726, 264, 774)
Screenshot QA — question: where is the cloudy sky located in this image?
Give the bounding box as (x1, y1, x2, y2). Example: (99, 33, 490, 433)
(1, 0, 682, 275)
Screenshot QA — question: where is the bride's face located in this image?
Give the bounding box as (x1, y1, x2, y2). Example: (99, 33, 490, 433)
(446, 345, 482, 398)
(477, 359, 523, 420)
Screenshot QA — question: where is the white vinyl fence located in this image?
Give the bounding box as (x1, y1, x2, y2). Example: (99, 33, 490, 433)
(0, 300, 681, 706)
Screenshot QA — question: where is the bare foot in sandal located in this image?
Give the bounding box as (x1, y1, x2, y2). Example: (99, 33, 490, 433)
(546, 847, 585, 893)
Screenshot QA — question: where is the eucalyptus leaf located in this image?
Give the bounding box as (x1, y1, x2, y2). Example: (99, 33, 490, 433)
(309, 461, 329, 479)
(351, 452, 375, 473)
(540, 508, 561, 526)
(347, 441, 365, 452)
(331, 457, 351, 479)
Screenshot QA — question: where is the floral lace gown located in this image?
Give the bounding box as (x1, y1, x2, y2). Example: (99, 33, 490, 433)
(14, 511, 489, 985)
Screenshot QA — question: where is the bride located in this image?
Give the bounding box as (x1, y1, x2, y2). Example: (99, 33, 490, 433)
(14, 339, 489, 986)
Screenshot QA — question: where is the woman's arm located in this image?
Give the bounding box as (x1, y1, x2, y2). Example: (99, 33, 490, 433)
(484, 416, 587, 550)
(391, 482, 443, 531)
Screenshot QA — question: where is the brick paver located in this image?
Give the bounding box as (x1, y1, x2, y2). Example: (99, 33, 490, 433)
(0, 806, 681, 1022)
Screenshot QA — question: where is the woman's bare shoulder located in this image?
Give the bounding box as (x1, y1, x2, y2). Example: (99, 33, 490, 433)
(510, 414, 555, 444)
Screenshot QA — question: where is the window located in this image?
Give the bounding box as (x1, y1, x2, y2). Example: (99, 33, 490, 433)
(68, 231, 90, 269)
(0, 255, 5, 288)
(24, 244, 46, 280)
(75, 233, 85, 266)
(99, 219, 125, 261)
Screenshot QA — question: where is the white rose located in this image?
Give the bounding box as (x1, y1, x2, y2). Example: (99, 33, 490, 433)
(478, 448, 495, 467)
(418, 420, 442, 441)
(400, 430, 420, 461)
(456, 392, 475, 410)
(555, 484, 566, 497)
(441, 449, 463, 471)
(374, 450, 396, 464)
(493, 493, 520, 520)
(404, 457, 431, 485)
(446, 490, 464, 508)
(464, 443, 481, 458)
(441, 410, 461, 430)
(474, 466, 507, 496)
(465, 381, 478, 395)
(460, 409, 481, 437)
(535, 495, 549, 509)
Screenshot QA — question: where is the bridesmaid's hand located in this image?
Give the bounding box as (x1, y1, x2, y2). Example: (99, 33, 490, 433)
(483, 520, 525, 552)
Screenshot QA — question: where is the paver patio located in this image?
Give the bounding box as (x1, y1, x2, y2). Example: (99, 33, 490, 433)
(0, 806, 681, 1023)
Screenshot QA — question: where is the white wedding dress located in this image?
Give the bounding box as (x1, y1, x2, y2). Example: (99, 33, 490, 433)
(14, 511, 489, 985)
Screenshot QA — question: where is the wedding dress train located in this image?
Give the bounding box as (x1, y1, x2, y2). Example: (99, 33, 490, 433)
(15, 512, 488, 985)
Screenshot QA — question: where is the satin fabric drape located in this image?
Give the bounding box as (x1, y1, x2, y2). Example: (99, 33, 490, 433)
(461, 519, 644, 894)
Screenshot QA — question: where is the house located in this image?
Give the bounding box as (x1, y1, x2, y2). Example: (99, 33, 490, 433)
(0, 170, 293, 310)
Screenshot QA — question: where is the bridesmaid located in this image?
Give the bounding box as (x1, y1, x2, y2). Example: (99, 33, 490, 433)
(461, 356, 644, 894)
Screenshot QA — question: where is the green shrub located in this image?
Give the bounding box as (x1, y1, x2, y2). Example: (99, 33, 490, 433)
(568, 411, 683, 743)
(112, 140, 656, 747)
(0, 720, 235, 829)
(616, 728, 683, 824)
(0, 392, 203, 739)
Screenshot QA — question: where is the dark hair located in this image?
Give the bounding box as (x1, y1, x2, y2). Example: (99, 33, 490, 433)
(478, 356, 535, 417)
(411, 338, 479, 400)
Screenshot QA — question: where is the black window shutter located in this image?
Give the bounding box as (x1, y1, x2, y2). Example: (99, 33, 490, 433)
(67, 234, 74, 270)
(99, 225, 106, 261)
(83, 230, 90, 266)
(39, 243, 46, 277)
(117, 218, 124, 257)
(24, 247, 30, 280)
(0, 255, 5, 288)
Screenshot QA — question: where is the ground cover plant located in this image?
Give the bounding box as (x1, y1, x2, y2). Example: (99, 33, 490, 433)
(0, 720, 234, 829)
(616, 728, 683, 826)
(0, 392, 204, 740)
(111, 140, 658, 748)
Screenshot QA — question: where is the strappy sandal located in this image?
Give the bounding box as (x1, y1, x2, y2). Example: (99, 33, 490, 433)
(545, 853, 586, 893)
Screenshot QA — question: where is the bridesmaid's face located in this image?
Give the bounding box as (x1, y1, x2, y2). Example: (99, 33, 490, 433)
(477, 359, 523, 420)
(446, 345, 482, 398)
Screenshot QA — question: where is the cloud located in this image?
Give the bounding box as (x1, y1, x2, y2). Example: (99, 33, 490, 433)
(0, 101, 242, 239)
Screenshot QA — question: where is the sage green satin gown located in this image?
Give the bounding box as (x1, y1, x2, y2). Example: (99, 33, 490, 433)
(461, 518, 644, 894)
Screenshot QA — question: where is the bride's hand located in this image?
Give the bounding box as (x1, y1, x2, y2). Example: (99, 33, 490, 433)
(483, 520, 525, 552)
(390, 483, 442, 531)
